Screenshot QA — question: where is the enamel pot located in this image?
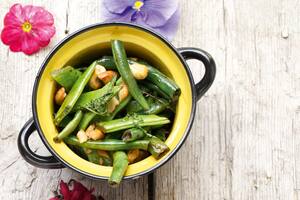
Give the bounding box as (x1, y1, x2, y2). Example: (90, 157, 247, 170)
(18, 23, 216, 180)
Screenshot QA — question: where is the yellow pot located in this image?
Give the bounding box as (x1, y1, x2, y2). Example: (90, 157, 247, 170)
(18, 23, 216, 180)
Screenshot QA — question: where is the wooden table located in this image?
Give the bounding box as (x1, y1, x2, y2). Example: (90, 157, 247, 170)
(1, 0, 299, 199)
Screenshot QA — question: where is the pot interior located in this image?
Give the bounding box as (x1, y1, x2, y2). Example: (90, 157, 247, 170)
(35, 24, 193, 178)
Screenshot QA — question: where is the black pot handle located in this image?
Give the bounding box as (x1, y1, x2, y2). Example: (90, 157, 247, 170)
(18, 118, 64, 169)
(178, 47, 216, 101)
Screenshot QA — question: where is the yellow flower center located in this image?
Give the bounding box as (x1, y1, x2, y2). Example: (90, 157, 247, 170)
(22, 21, 32, 33)
(133, 1, 144, 11)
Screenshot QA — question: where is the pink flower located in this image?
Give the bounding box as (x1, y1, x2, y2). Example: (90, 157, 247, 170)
(49, 180, 101, 200)
(1, 4, 55, 55)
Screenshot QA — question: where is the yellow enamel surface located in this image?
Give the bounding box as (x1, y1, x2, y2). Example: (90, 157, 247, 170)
(36, 25, 193, 177)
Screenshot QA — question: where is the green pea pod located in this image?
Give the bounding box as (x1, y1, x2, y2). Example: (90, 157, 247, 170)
(73, 79, 121, 115)
(54, 110, 83, 142)
(54, 61, 97, 125)
(51, 66, 82, 91)
(109, 151, 128, 186)
(111, 40, 149, 110)
(64, 136, 149, 151)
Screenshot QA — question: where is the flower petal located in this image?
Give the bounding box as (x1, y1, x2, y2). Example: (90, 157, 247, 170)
(4, 4, 24, 26)
(135, 8, 180, 41)
(23, 5, 42, 21)
(143, 0, 178, 27)
(49, 198, 60, 200)
(32, 25, 55, 42)
(1, 26, 23, 45)
(30, 8, 54, 27)
(103, 0, 136, 14)
(59, 180, 71, 199)
(153, 9, 180, 41)
(22, 34, 41, 55)
(8, 36, 23, 52)
(103, 8, 136, 23)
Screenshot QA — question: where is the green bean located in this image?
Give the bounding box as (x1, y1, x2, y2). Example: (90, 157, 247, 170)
(146, 133, 170, 159)
(95, 56, 180, 101)
(126, 97, 169, 115)
(144, 64, 180, 101)
(109, 151, 128, 186)
(141, 81, 171, 100)
(111, 40, 149, 110)
(104, 131, 123, 140)
(57, 114, 73, 128)
(54, 61, 97, 125)
(96, 114, 170, 133)
(122, 128, 146, 142)
(96, 56, 117, 70)
(64, 136, 149, 151)
(51, 66, 82, 91)
(54, 110, 83, 142)
(78, 112, 96, 130)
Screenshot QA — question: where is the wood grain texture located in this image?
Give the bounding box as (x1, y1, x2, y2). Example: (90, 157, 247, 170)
(0, 0, 299, 199)
(155, 0, 300, 200)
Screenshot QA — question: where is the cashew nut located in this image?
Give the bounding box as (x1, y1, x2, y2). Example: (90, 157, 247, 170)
(77, 130, 88, 143)
(107, 97, 120, 113)
(98, 71, 118, 84)
(55, 87, 67, 105)
(129, 62, 148, 80)
(127, 149, 140, 164)
(118, 82, 129, 102)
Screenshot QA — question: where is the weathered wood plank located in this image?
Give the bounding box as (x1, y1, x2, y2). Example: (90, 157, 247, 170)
(0, 0, 148, 199)
(155, 0, 300, 200)
(1, 0, 300, 199)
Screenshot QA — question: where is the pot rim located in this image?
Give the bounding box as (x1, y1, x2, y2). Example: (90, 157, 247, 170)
(32, 22, 197, 180)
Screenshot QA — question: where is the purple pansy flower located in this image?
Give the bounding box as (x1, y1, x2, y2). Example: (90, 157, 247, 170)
(102, 0, 180, 41)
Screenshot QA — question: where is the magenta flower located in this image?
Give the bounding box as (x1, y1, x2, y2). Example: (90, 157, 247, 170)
(102, 0, 180, 41)
(1, 4, 55, 55)
(49, 180, 102, 200)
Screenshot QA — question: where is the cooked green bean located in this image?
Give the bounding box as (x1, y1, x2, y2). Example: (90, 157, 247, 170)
(78, 112, 96, 130)
(96, 114, 170, 133)
(146, 133, 170, 159)
(64, 136, 149, 151)
(96, 56, 117, 70)
(141, 81, 171, 100)
(111, 40, 149, 110)
(96, 55, 180, 100)
(51, 66, 82, 91)
(109, 151, 128, 186)
(122, 128, 146, 142)
(145, 64, 180, 101)
(54, 110, 83, 142)
(54, 62, 97, 125)
(57, 114, 73, 128)
(126, 97, 169, 115)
